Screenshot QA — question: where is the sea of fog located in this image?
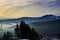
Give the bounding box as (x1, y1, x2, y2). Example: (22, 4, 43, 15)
(0, 22, 60, 38)
(0, 23, 17, 38)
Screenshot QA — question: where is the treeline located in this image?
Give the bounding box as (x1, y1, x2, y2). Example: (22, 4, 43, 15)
(1, 21, 40, 40)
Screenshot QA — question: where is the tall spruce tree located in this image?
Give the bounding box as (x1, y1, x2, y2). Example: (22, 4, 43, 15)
(14, 24, 21, 39)
(3, 31, 12, 40)
(14, 21, 40, 40)
(30, 28, 40, 40)
(3, 32, 7, 40)
(20, 21, 32, 39)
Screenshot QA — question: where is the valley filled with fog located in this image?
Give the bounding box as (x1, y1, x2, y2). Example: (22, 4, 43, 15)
(0, 23, 16, 38)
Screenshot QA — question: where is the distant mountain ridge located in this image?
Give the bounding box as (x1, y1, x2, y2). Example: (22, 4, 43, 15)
(0, 14, 60, 23)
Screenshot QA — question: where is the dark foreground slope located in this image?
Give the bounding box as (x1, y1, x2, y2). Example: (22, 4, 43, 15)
(30, 19, 60, 36)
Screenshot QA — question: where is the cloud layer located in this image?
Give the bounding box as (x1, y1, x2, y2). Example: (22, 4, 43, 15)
(0, 0, 60, 18)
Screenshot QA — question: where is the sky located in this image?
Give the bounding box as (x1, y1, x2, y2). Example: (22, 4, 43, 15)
(0, 0, 60, 19)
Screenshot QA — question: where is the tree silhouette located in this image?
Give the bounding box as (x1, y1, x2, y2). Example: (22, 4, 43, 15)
(3, 32, 7, 40)
(30, 28, 40, 40)
(20, 21, 32, 39)
(14, 21, 40, 40)
(3, 31, 12, 40)
(14, 24, 21, 39)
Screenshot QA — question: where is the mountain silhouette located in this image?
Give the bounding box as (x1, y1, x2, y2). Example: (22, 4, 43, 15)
(0, 14, 60, 23)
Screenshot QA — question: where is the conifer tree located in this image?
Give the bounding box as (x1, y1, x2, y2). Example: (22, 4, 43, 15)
(14, 24, 20, 39)
(20, 21, 32, 39)
(30, 28, 40, 40)
(14, 21, 40, 40)
(3, 31, 12, 40)
(3, 32, 7, 40)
